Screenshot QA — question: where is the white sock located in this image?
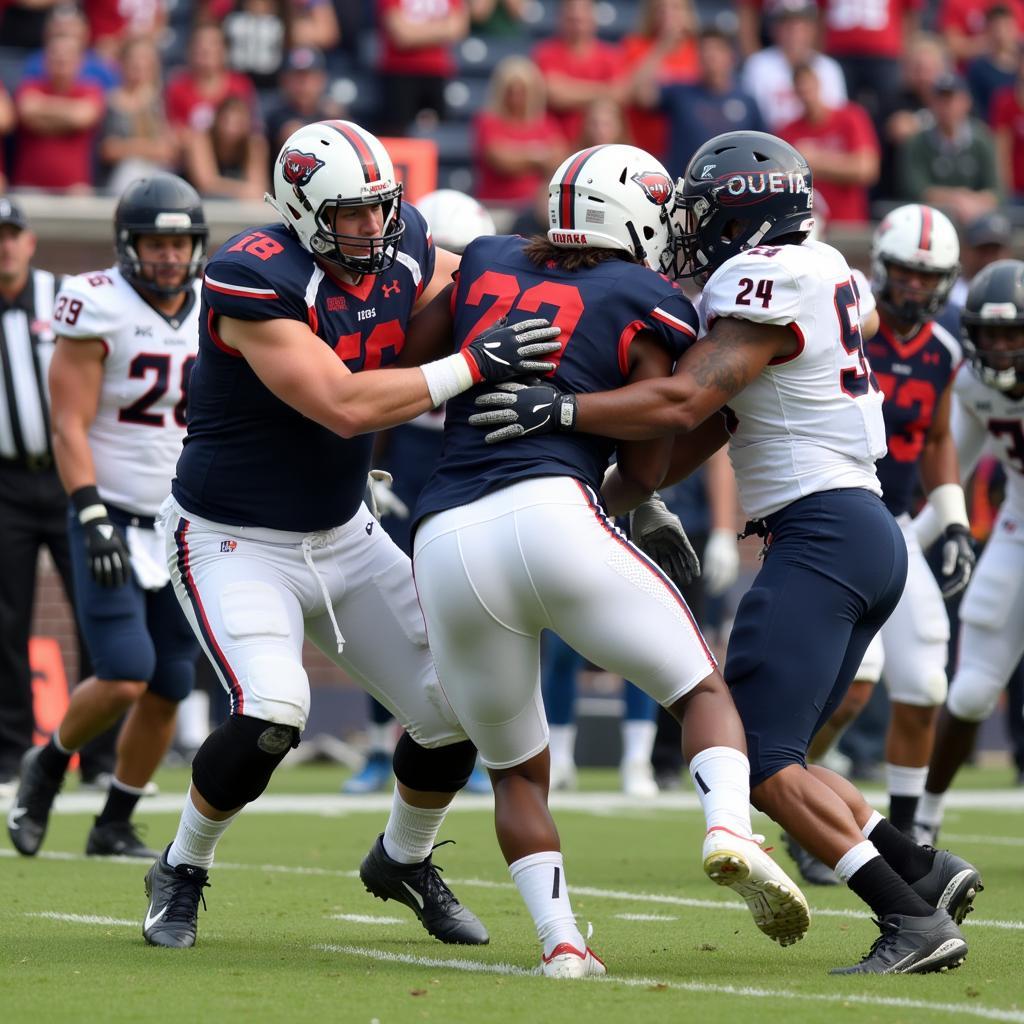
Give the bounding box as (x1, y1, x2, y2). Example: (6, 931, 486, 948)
(834, 841, 880, 883)
(382, 787, 447, 864)
(110, 776, 146, 796)
(688, 745, 753, 838)
(167, 791, 236, 869)
(886, 762, 928, 797)
(620, 719, 656, 766)
(368, 721, 394, 755)
(509, 850, 585, 958)
(548, 725, 576, 769)
(52, 730, 76, 755)
(861, 809, 884, 838)
(916, 790, 946, 828)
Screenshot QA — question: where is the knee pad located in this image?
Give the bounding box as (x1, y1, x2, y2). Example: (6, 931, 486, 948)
(191, 714, 299, 812)
(245, 654, 311, 730)
(947, 669, 1003, 723)
(147, 656, 197, 703)
(393, 733, 477, 793)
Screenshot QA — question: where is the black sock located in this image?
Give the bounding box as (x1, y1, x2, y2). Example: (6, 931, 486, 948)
(868, 819, 935, 884)
(95, 779, 142, 826)
(888, 794, 919, 835)
(37, 738, 72, 780)
(847, 856, 935, 919)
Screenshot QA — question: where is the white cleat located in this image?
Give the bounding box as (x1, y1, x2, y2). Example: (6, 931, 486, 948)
(620, 759, 659, 799)
(702, 826, 811, 947)
(540, 942, 607, 979)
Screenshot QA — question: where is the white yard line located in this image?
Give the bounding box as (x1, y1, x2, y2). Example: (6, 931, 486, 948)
(6, 847, 1021, 932)
(24, 911, 136, 927)
(614, 913, 678, 921)
(314, 944, 1024, 1023)
(327, 913, 406, 925)
(943, 833, 1024, 848)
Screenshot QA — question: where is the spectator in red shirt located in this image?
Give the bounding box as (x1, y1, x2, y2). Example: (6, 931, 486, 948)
(0, 84, 13, 192)
(991, 51, 1024, 199)
(532, 0, 626, 144)
(622, 0, 699, 162)
(164, 23, 257, 135)
(778, 63, 880, 224)
(376, 0, 469, 135)
(940, 0, 1024, 64)
(12, 34, 105, 193)
(83, 0, 166, 62)
(473, 55, 566, 205)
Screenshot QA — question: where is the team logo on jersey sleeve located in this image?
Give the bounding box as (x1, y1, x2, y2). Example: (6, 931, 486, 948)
(631, 171, 674, 206)
(281, 149, 325, 188)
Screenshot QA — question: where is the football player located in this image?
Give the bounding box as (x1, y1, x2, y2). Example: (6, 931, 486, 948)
(470, 132, 981, 975)
(411, 144, 810, 977)
(797, 205, 974, 861)
(915, 259, 1024, 841)
(141, 120, 560, 949)
(7, 175, 206, 859)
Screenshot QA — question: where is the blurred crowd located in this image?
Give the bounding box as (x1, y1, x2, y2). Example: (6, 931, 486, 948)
(0, 0, 1024, 225)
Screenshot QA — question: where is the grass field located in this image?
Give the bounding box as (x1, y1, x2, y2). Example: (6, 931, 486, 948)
(2, 763, 1022, 1024)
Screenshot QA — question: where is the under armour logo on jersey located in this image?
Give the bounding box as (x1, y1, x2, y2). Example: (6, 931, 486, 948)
(382, 280, 401, 298)
(220, 540, 237, 552)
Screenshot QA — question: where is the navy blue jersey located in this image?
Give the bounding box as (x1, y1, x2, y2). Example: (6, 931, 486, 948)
(867, 319, 961, 517)
(173, 205, 436, 532)
(414, 234, 699, 525)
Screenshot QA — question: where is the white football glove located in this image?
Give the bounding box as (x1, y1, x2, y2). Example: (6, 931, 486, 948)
(702, 527, 740, 597)
(629, 493, 701, 590)
(364, 469, 409, 521)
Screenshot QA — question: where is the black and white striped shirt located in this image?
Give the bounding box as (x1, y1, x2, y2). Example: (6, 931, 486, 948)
(0, 268, 59, 467)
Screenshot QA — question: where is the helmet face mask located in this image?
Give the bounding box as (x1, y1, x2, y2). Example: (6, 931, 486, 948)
(672, 131, 815, 283)
(871, 204, 959, 329)
(270, 120, 405, 276)
(961, 258, 1024, 392)
(115, 176, 208, 297)
(545, 144, 678, 274)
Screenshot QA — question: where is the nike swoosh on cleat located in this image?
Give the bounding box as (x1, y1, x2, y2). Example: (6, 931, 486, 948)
(401, 881, 425, 910)
(7, 806, 27, 829)
(144, 904, 169, 932)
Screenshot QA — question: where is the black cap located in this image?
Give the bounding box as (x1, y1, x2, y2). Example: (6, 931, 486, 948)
(934, 71, 968, 94)
(767, 0, 818, 19)
(0, 197, 27, 230)
(966, 211, 1012, 248)
(283, 47, 326, 73)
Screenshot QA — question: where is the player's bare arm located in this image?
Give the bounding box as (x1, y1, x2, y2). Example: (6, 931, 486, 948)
(396, 282, 457, 368)
(599, 332, 675, 516)
(919, 379, 960, 494)
(414, 246, 460, 312)
(49, 336, 106, 493)
(576, 318, 793, 440)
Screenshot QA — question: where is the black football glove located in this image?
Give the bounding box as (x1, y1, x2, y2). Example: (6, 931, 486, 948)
(939, 523, 975, 599)
(629, 493, 701, 590)
(71, 486, 131, 588)
(468, 380, 578, 444)
(462, 318, 562, 384)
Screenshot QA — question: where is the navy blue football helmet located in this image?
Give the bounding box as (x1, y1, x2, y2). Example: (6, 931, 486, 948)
(961, 258, 1024, 393)
(115, 174, 208, 296)
(671, 131, 815, 282)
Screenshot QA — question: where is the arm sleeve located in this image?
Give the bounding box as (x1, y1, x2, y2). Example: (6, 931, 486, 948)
(202, 256, 307, 323)
(53, 274, 122, 351)
(703, 253, 803, 327)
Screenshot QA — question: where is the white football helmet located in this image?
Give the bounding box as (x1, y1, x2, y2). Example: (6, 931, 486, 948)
(546, 144, 677, 273)
(415, 189, 496, 254)
(871, 203, 960, 326)
(266, 119, 403, 275)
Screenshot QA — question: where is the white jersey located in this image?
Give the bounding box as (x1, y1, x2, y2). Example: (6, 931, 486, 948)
(53, 266, 200, 516)
(951, 362, 1024, 517)
(698, 239, 886, 519)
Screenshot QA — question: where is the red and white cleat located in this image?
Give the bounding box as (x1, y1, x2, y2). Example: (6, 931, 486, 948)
(540, 942, 607, 979)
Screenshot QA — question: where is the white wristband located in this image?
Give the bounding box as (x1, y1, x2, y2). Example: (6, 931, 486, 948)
(928, 483, 969, 531)
(420, 352, 476, 407)
(78, 503, 109, 525)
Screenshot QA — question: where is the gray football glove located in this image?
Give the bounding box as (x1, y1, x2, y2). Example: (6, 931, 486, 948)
(938, 523, 975, 599)
(463, 317, 562, 383)
(468, 380, 578, 444)
(629, 492, 701, 590)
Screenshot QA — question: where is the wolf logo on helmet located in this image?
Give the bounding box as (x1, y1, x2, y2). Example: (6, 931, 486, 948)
(280, 149, 325, 188)
(631, 170, 673, 206)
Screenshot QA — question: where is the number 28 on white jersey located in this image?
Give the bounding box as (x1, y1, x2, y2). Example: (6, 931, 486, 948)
(698, 239, 886, 519)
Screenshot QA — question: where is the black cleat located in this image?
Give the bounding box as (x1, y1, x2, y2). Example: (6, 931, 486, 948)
(87, 818, 161, 859)
(829, 910, 967, 975)
(359, 833, 489, 945)
(143, 848, 209, 948)
(781, 832, 840, 886)
(911, 848, 983, 925)
(6, 745, 63, 856)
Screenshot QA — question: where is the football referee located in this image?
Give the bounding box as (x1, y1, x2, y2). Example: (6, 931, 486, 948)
(0, 198, 104, 790)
